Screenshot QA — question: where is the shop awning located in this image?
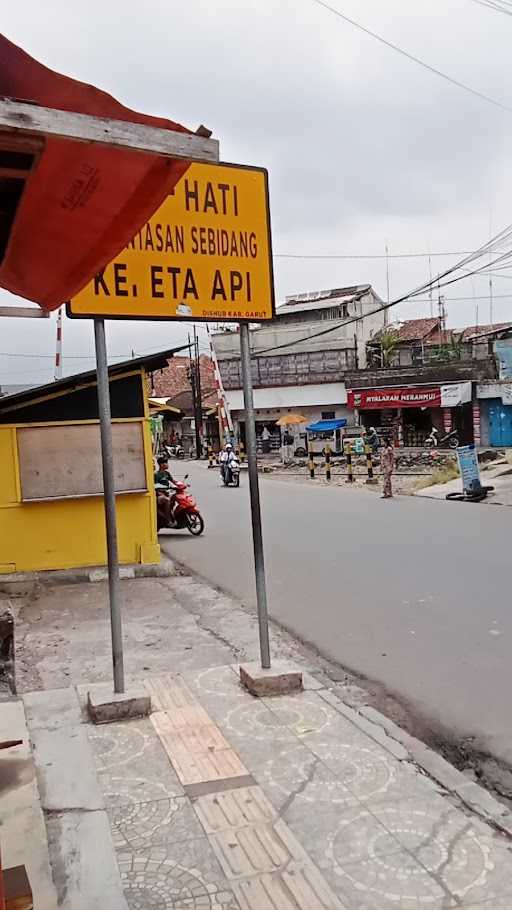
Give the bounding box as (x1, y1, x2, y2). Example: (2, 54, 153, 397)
(306, 419, 347, 432)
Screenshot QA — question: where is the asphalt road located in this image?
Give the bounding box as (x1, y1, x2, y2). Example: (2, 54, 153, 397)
(161, 463, 512, 765)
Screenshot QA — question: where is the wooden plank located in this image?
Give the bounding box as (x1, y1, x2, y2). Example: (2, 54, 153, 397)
(17, 421, 147, 500)
(0, 307, 49, 318)
(0, 99, 219, 162)
(4, 866, 32, 910)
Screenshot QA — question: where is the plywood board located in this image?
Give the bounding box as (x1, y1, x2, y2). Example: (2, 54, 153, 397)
(17, 422, 147, 501)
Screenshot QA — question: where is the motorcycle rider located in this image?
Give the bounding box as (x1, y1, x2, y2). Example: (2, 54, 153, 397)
(219, 443, 236, 485)
(154, 456, 178, 526)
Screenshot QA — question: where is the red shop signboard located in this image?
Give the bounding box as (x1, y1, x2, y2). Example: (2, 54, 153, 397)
(347, 387, 442, 410)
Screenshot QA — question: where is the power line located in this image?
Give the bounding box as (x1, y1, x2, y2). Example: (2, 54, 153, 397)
(311, 0, 512, 113)
(472, 0, 512, 17)
(254, 223, 512, 355)
(274, 250, 476, 260)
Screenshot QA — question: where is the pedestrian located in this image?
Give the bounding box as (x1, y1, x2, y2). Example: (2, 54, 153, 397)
(261, 425, 271, 454)
(381, 438, 395, 499)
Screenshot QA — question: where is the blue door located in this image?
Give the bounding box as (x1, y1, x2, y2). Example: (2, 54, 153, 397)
(488, 399, 512, 446)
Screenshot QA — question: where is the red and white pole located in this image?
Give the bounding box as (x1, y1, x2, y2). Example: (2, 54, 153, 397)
(54, 307, 63, 381)
(207, 325, 234, 442)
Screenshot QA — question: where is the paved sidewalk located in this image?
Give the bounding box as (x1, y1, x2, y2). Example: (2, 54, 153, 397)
(21, 669, 512, 909)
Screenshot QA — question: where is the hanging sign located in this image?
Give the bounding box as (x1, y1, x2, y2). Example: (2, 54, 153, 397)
(68, 162, 275, 323)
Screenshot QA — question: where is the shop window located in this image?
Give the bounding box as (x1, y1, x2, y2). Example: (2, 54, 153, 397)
(321, 410, 335, 420)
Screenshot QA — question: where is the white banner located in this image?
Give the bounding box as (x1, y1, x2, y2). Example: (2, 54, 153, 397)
(440, 382, 472, 408)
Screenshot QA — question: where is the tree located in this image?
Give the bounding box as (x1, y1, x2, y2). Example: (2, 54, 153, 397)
(379, 330, 399, 367)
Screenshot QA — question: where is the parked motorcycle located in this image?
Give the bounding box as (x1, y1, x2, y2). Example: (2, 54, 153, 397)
(155, 476, 204, 535)
(221, 457, 240, 487)
(425, 427, 459, 449)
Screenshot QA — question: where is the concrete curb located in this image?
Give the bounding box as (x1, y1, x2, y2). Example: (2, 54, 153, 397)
(319, 688, 512, 837)
(0, 557, 177, 592)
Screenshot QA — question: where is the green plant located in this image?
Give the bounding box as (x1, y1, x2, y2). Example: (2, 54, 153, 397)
(379, 330, 399, 367)
(415, 464, 460, 489)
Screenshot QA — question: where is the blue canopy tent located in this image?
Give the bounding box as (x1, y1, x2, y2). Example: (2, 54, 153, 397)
(306, 419, 347, 433)
(306, 418, 348, 456)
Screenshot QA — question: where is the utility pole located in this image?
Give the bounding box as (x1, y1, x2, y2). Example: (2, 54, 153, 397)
(194, 326, 203, 459)
(188, 334, 202, 459)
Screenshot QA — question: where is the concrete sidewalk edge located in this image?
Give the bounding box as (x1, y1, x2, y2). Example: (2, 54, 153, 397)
(318, 689, 512, 838)
(0, 557, 178, 591)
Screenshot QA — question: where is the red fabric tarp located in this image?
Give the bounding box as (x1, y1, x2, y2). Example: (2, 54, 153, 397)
(0, 34, 194, 310)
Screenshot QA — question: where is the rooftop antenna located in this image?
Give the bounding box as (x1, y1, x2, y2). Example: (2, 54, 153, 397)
(385, 241, 390, 306)
(428, 254, 433, 317)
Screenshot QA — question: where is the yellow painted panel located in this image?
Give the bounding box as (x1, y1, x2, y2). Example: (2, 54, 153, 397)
(0, 493, 158, 573)
(0, 428, 18, 505)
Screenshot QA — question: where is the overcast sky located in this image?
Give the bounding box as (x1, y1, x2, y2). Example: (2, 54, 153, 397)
(3, 0, 512, 385)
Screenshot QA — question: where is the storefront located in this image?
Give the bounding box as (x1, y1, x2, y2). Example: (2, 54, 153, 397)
(347, 382, 473, 446)
(476, 382, 512, 447)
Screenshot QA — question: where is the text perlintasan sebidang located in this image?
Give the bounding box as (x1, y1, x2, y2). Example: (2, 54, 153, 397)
(92, 176, 268, 319)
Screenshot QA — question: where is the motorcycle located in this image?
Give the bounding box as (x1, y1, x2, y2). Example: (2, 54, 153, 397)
(221, 457, 240, 487)
(161, 443, 185, 460)
(155, 476, 204, 535)
(425, 427, 459, 449)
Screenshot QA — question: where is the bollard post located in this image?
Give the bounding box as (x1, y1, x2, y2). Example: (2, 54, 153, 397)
(208, 445, 214, 469)
(346, 450, 353, 483)
(308, 441, 315, 479)
(365, 444, 375, 483)
(325, 444, 331, 482)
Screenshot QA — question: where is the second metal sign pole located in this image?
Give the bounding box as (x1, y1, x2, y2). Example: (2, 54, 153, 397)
(239, 323, 271, 669)
(94, 317, 125, 693)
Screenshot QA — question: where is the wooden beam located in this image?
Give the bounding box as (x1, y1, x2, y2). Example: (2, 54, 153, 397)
(0, 307, 49, 318)
(0, 99, 219, 163)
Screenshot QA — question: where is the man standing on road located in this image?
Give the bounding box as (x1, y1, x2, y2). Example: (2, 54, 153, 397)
(381, 439, 395, 499)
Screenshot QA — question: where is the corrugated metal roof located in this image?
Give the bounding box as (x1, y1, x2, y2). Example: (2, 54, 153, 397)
(461, 322, 512, 340)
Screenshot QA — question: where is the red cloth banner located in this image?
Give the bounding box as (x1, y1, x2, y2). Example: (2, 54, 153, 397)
(347, 387, 442, 410)
(0, 34, 194, 310)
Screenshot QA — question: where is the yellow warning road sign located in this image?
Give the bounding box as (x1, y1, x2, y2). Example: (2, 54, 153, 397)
(68, 162, 274, 322)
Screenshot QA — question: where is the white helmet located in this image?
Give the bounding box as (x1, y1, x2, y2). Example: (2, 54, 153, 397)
(226, 443, 233, 450)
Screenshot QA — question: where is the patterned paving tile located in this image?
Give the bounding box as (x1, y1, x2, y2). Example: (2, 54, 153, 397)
(299, 731, 437, 806)
(117, 839, 240, 910)
(370, 796, 512, 906)
(250, 741, 358, 814)
(322, 849, 455, 909)
(108, 795, 203, 852)
(88, 718, 183, 806)
(288, 798, 404, 873)
(262, 691, 351, 739)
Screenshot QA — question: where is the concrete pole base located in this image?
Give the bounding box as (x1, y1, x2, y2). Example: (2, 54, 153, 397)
(239, 661, 303, 697)
(87, 683, 151, 724)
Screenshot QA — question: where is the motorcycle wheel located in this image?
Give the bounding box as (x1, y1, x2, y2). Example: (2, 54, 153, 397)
(234, 473, 240, 487)
(449, 437, 459, 449)
(186, 512, 204, 536)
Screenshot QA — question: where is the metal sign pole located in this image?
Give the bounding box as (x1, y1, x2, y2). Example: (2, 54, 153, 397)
(239, 323, 271, 669)
(94, 318, 125, 693)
